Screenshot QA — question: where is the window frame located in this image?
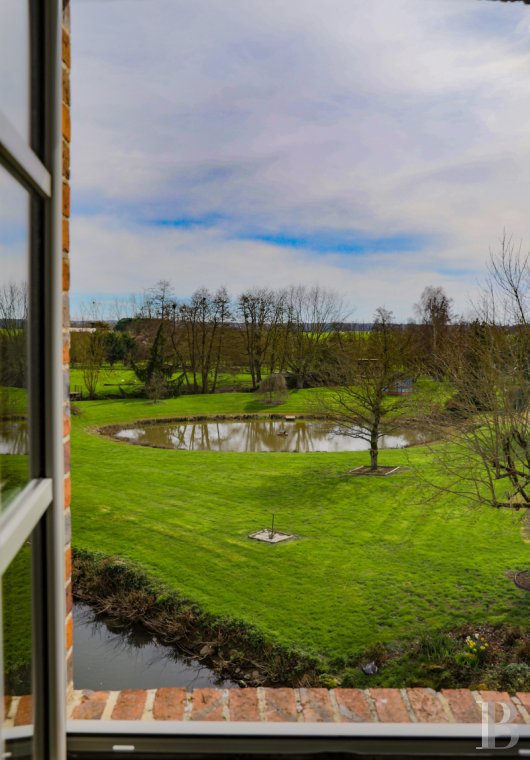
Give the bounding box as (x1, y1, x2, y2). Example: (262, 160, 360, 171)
(0, 1, 65, 759)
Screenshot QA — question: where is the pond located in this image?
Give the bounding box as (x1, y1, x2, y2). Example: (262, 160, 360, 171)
(112, 418, 428, 453)
(0, 419, 27, 455)
(73, 602, 237, 690)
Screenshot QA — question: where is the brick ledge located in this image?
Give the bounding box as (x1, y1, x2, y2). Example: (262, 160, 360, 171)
(6, 688, 530, 726)
(58, 687, 530, 724)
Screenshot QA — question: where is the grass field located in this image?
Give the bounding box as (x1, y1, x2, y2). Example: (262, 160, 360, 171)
(69, 365, 255, 398)
(71, 390, 530, 681)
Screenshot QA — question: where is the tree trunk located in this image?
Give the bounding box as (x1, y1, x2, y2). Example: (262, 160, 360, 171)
(369, 419, 380, 471)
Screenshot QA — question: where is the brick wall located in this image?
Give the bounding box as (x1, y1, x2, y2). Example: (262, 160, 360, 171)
(62, 0, 73, 696)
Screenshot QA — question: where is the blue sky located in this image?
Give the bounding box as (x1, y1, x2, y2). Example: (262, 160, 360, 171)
(70, 0, 530, 321)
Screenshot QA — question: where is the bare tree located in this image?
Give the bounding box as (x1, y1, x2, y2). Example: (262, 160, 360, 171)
(237, 288, 284, 389)
(179, 288, 231, 393)
(76, 300, 109, 399)
(285, 285, 347, 389)
(257, 373, 288, 406)
(414, 285, 453, 374)
(0, 281, 27, 388)
(320, 307, 416, 471)
(422, 235, 530, 510)
(140, 280, 175, 320)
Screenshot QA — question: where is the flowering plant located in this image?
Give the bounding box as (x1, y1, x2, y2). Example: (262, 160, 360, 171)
(458, 633, 489, 666)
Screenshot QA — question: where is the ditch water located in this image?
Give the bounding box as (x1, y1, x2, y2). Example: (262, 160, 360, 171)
(0, 419, 27, 454)
(113, 418, 428, 452)
(73, 602, 236, 690)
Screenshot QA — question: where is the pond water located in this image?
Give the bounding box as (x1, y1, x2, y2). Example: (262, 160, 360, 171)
(113, 419, 428, 453)
(73, 602, 237, 690)
(0, 419, 27, 455)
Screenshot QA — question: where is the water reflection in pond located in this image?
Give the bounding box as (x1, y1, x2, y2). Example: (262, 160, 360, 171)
(0, 419, 27, 455)
(73, 602, 237, 690)
(114, 419, 428, 453)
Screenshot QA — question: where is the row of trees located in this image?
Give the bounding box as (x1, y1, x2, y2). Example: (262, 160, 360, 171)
(72, 282, 454, 401)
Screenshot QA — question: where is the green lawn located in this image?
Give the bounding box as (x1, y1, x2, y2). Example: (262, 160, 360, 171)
(3, 543, 32, 694)
(71, 391, 530, 671)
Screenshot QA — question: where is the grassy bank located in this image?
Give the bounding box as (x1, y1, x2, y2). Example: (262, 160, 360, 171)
(71, 390, 530, 686)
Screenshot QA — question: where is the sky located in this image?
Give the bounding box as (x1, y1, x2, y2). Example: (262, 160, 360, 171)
(70, 0, 530, 322)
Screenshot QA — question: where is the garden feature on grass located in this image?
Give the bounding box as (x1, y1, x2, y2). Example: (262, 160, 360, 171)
(249, 530, 294, 544)
(514, 571, 530, 591)
(249, 514, 295, 544)
(348, 465, 401, 476)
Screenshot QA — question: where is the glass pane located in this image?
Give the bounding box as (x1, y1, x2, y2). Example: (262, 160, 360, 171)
(0, 0, 30, 141)
(0, 170, 29, 512)
(2, 538, 34, 759)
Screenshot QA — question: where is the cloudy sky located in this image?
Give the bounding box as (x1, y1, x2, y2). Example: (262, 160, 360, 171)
(71, 0, 530, 321)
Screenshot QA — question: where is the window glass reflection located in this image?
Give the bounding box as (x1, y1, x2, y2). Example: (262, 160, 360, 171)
(0, 170, 29, 512)
(0, 0, 30, 141)
(2, 536, 34, 759)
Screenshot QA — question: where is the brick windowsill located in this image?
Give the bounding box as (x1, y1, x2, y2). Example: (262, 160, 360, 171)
(4, 687, 530, 741)
(56, 687, 530, 724)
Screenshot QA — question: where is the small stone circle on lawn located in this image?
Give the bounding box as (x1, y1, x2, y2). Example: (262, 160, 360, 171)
(348, 465, 401, 476)
(514, 570, 530, 591)
(249, 529, 294, 544)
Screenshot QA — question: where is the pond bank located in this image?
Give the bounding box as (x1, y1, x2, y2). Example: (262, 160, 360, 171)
(73, 549, 325, 689)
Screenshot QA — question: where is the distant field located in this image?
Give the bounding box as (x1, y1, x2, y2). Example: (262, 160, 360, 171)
(69, 365, 255, 398)
(71, 389, 530, 684)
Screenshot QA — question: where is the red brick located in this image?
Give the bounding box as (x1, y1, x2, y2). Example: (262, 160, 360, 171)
(4, 694, 11, 720)
(334, 689, 372, 722)
(370, 689, 410, 722)
(299, 688, 335, 722)
(111, 690, 147, 720)
(262, 688, 298, 722)
(62, 180, 70, 218)
(63, 294, 70, 328)
(14, 695, 32, 726)
(153, 688, 186, 720)
(479, 691, 522, 723)
(64, 440, 71, 472)
(62, 28, 71, 68)
(62, 102, 70, 144)
(62, 216, 69, 252)
(441, 689, 481, 723)
(72, 691, 109, 720)
(64, 475, 71, 508)
(63, 138, 70, 179)
(64, 546, 72, 581)
(62, 255, 70, 293)
(228, 688, 259, 721)
(67, 650, 74, 688)
(63, 336, 70, 364)
(63, 412, 71, 438)
(191, 688, 225, 721)
(516, 692, 530, 719)
(407, 688, 448, 723)
(62, 64, 70, 108)
(65, 613, 73, 650)
(66, 581, 73, 614)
